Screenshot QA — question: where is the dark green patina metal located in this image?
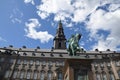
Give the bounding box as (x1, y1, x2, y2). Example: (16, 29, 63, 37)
(67, 33, 82, 56)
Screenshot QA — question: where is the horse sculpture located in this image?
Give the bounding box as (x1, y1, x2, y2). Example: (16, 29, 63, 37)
(67, 33, 82, 56)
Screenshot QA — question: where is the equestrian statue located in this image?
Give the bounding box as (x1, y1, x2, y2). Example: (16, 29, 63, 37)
(67, 33, 82, 56)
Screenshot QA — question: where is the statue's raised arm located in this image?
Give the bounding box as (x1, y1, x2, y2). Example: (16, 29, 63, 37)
(67, 33, 82, 56)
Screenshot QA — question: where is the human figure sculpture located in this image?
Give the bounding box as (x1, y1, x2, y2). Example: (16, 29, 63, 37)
(67, 33, 82, 56)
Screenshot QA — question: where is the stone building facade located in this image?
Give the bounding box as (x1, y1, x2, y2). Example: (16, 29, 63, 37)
(0, 21, 120, 80)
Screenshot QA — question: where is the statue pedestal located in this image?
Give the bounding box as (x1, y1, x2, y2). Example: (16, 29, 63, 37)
(63, 59, 93, 80)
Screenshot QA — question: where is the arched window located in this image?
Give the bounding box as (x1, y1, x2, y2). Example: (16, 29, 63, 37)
(26, 70, 31, 79)
(47, 71, 53, 80)
(40, 70, 45, 80)
(13, 70, 18, 78)
(20, 70, 25, 79)
(96, 72, 101, 80)
(109, 72, 115, 80)
(102, 72, 107, 80)
(33, 70, 38, 80)
(4, 70, 11, 78)
(58, 72, 63, 80)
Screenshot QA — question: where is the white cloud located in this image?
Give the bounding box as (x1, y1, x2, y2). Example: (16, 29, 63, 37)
(24, 0, 35, 5)
(24, 0, 120, 51)
(25, 18, 54, 43)
(0, 37, 7, 42)
(87, 6, 120, 51)
(10, 8, 23, 24)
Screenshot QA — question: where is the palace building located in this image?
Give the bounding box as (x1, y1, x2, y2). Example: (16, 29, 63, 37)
(0, 21, 120, 80)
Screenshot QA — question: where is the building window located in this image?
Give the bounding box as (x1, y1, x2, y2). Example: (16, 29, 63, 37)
(96, 73, 101, 80)
(115, 60, 120, 66)
(94, 62, 98, 70)
(58, 72, 63, 80)
(109, 73, 115, 80)
(56, 61, 60, 66)
(42, 61, 46, 66)
(10, 59, 14, 64)
(48, 61, 53, 66)
(17, 59, 21, 65)
(100, 62, 104, 68)
(107, 62, 111, 67)
(26, 70, 31, 79)
(0, 57, 4, 62)
(40, 70, 45, 80)
(33, 71, 38, 80)
(29, 60, 34, 65)
(23, 59, 27, 65)
(102, 73, 107, 80)
(35, 60, 40, 66)
(118, 70, 120, 78)
(58, 42, 61, 48)
(20, 70, 25, 79)
(47, 71, 52, 80)
(13, 70, 18, 78)
(4, 70, 11, 78)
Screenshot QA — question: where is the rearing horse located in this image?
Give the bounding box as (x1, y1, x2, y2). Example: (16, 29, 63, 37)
(68, 33, 82, 56)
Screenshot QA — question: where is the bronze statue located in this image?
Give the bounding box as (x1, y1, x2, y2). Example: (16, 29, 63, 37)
(67, 33, 82, 56)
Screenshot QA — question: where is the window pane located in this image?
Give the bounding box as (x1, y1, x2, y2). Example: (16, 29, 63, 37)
(17, 59, 21, 64)
(58, 72, 63, 80)
(10, 59, 14, 64)
(102, 73, 107, 80)
(20, 71, 24, 79)
(30, 60, 33, 65)
(118, 71, 120, 78)
(33, 71, 38, 79)
(40, 71, 45, 80)
(23, 60, 27, 65)
(36, 60, 40, 65)
(110, 73, 115, 80)
(48, 71, 52, 80)
(4, 70, 11, 78)
(48, 61, 53, 66)
(0, 58, 4, 62)
(13, 71, 18, 78)
(96, 73, 101, 80)
(26, 71, 31, 79)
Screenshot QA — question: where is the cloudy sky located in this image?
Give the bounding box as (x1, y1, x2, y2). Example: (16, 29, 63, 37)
(0, 0, 120, 51)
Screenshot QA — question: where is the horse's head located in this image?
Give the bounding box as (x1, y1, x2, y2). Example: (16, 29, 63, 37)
(76, 33, 81, 40)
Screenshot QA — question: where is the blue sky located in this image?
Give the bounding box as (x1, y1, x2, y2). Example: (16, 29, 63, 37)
(0, 0, 120, 51)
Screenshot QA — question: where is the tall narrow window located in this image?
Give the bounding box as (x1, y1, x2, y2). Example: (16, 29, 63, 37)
(23, 59, 27, 65)
(17, 59, 21, 65)
(26, 70, 31, 79)
(33, 71, 38, 80)
(96, 73, 101, 80)
(48, 71, 52, 80)
(13, 70, 18, 78)
(118, 70, 120, 78)
(4, 70, 11, 78)
(36, 60, 40, 66)
(58, 42, 61, 48)
(20, 70, 25, 79)
(0, 57, 4, 62)
(48, 61, 53, 66)
(40, 70, 45, 80)
(102, 73, 107, 80)
(29, 60, 34, 65)
(110, 73, 115, 80)
(58, 72, 63, 80)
